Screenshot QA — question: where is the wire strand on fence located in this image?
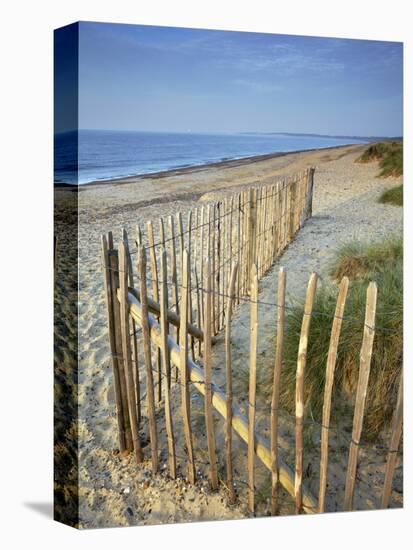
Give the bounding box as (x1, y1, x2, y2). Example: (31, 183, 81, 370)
(103, 263, 400, 335)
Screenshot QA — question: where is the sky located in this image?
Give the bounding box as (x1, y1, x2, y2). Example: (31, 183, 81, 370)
(61, 22, 403, 136)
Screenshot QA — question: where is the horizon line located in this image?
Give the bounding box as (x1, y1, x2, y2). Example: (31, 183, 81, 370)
(55, 128, 403, 140)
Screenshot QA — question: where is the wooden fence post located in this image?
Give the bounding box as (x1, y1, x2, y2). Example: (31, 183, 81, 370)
(180, 249, 196, 484)
(108, 232, 133, 451)
(248, 189, 257, 292)
(138, 245, 159, 472)
(301, 167, 315, 226)
(225, 263, 239, 503)
(288, 177, 297, 241)
(122, 228, 141, 426)
(381, 372, 403, 508)
(199, 205, 205, 325)
(160, 248, 177, 478)
(168, 215, 180, 382)
(119, 241, 144, 464)
(146, 221, 162, 402)
(159, 218, 171, 387)
(344, 281, 377, 511)
(101, 234, 127, 452)
(204, 257, 219, 489)
(295, 272, 318, 514)
(187, 210, 195, 360)
(248, 263, 259, 513)
(318, 276, 349, 513)
(271, 267, 287, 515)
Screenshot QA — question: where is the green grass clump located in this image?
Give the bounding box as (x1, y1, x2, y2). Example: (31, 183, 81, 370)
(329, 236, 403, 281)
(356, 141, 403, 177)
(378, 184, 403, 206)
(262, 236, 403, 440)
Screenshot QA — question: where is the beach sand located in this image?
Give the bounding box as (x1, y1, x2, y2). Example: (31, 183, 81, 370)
(54, 144, 403, 528)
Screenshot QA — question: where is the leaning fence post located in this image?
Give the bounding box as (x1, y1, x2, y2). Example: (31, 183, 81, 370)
(248, 263, 259, 513)
(159, 218, 171, 386)
(295, 272, 318, 514)
(108, 232, 133, 451)
(160, 248, 177, 479)
(318, 276, 349, 513)
(147, 221, 162, 403)
(225, 263, 239, 503)
(381, 372, 403, 508)
(271, 267, 287, 515)
(119, 241, 144, 464)
(180, 249, 196, 484)
(344, 281, 377, 511)
(138, 245, 159, 473)
(101, 234, 127, 452)
(122, 228, 141, 426)
(204, 257, 219, 490)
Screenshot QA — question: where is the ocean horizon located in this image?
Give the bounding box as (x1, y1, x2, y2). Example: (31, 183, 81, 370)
(54, 129, 370, 185)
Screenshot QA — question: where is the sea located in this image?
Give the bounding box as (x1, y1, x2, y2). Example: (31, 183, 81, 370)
(54, 129, 368, 185)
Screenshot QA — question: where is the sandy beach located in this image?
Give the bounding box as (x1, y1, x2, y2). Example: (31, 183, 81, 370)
(54, 143, 403, 528)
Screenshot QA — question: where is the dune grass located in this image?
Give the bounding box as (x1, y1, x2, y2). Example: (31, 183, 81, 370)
(261, 236, 402, 440)
(329, 236, 403, 281)
(378, 184, 403, 206)
(356, 141, 403, 177)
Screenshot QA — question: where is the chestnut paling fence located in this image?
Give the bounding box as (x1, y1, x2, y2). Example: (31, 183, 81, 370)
(101, 170, 403, 515)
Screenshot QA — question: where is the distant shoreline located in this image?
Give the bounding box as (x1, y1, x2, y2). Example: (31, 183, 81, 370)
(70, 143, 364, 188)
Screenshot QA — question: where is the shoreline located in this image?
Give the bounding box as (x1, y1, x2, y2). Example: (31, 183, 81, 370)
(58, 142, 366, 188)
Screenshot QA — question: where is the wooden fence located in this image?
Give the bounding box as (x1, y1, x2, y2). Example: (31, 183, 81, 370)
(101, 170, 403, 516)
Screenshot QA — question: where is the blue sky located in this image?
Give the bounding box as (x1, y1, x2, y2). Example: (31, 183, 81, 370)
(75, 22, 402, 136)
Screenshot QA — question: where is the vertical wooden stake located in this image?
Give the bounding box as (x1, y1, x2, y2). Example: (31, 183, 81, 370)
(288, 177, 297, 240)
(199, 205, 205, 325)
(225, 263, 239, 503)
(248, 189, 257, 291)
(138, 245, 159, 472)
(343, 282, 377, 511)
(216, 202, 221, 332)
(295, 272, 318, 514)
(159, 218, 171, 386)
(187, 210, 195, 361)
(168, 215, 180, 379)
(176, 212, 184, 284)
(101, 234, 126, 451)
(146, 221, 162, 402)
(180, 249, 196, 484)
(109, 233, 132, 451)
(248, 263, 259, 514)
(195, 265, 202, 357)
(270, 267, 287, 515)
(122, 228, 141, 426)
(302, 167, 315, 225)
(204, 257, 219, 489)
(381, 372, 403, 508)
(211, 205, 217, 335)
(160, 248, 177, 478)
(237, 193, 242, 303)
(119, 241, 144, 464)
(318, 276, 349, 513)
